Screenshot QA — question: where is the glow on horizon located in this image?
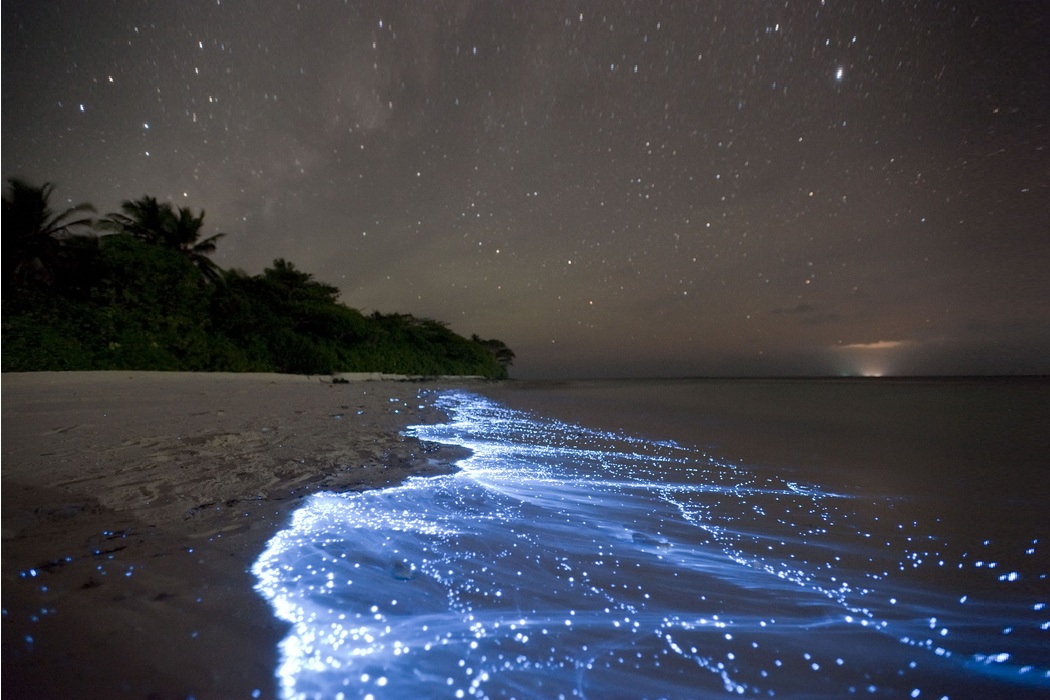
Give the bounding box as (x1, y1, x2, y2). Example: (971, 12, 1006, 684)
(832, 339, 913, 376)
(836, 356, 894, 377)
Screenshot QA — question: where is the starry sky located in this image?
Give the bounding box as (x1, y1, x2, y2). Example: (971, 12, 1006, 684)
(4, 1, 1048, 378)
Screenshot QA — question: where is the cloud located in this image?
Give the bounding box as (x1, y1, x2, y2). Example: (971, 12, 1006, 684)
(837, 340, 910, 350)
(799, 312, 842, 326)
(771, 303, 816, 315)
(771, 303, 840, 325)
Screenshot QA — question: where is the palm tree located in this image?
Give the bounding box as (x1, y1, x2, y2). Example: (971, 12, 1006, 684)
(168, 205, 226, 284)
(102, 196, 226, 284)
(3, 179, 95, 287)
(101, 195, 168, 245)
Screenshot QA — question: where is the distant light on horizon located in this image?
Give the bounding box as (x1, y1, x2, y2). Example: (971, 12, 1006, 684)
(832, 340, 909, 377)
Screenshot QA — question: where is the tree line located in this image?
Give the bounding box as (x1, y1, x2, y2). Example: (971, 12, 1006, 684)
(2, 179, 514, 378)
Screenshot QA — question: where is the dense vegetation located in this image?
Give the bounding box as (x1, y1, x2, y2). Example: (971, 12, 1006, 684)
(2, 180, 514, 378)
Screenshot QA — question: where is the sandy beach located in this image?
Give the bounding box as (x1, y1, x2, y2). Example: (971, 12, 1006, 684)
(2, 371, 477, 699)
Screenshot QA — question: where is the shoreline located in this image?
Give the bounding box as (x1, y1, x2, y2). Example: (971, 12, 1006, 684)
(2, 371, 481, 699)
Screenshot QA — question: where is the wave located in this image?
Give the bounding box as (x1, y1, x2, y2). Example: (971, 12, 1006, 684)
(252, 391, 1049, 699)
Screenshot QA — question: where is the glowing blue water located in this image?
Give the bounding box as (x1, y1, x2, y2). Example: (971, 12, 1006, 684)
(252, 391, 1049, 699)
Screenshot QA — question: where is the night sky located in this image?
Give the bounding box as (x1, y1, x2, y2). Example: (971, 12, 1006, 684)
(4, 1, 1048, 378)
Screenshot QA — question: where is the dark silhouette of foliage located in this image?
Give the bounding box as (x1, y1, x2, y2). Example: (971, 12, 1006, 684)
(3, 182, 512, 378)
(102, 196, 226, 284)
(259, 258, 340, 303)
(3, 179, 95, 288)
(100, 195, 167, 244)
(473, 334, 516, 370)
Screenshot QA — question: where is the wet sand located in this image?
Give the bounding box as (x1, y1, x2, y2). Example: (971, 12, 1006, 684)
(1, 372, 478, 699)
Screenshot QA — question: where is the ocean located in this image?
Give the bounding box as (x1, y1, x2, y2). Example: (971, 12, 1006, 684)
(252, 378, 1049, 699)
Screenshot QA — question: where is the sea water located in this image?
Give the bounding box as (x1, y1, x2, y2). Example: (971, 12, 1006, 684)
(252, 380, 1049, 699)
